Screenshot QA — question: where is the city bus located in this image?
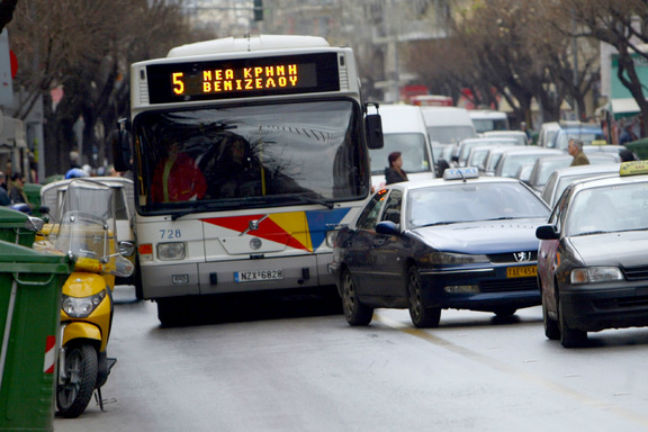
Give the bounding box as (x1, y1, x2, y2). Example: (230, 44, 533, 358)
(116, 35, 382, 325)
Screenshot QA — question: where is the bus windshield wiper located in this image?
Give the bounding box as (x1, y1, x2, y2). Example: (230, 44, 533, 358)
(294, 194, 335, 209)
(171, 203, 215, 220)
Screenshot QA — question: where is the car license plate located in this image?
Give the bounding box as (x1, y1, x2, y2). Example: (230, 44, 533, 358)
(506, 265, 537, 278)
(234, 270, 283, 283)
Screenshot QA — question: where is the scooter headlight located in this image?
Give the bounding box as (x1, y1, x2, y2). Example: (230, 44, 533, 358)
(62, 290, 107, 318)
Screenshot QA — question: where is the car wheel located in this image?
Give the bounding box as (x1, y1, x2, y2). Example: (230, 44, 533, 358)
(341, 269, 373, 326)
(542, 300, 560, 340)
(558, 296, 586, 348)
(407, 266, 441, 328)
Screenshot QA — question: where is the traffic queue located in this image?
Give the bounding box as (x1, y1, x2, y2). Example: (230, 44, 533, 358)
(330, 105, 648, 349)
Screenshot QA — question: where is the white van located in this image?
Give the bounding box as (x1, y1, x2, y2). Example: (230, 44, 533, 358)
(369, 104, 435, 189)
(468, 110, 509, 133)
(420, 106, 477, 146)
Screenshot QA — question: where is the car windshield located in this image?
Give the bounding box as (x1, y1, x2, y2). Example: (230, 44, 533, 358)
(471, 118, 508, 133)
(566, 183, 648, 236)
(498, 153, 547, 177)
(370, 132, 431, 175)
(553, 172, 616, 207)
(485, 132, 527, 146)
(133, 100, 368, 214)
(407, 181, 549, 228)
(535, 158, 571, 186)
(427, 126, 475, 144)
(468, 148, 490, 170)
(554, 130, 603, 150)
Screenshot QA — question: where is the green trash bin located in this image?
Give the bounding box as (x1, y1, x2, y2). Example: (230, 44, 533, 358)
(0, 241, 70, 432)
(23, 184, 43, 218)
(0, 207, 40, 248)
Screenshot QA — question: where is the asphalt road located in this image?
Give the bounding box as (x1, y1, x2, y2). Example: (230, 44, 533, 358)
(54, 286, 648, 432)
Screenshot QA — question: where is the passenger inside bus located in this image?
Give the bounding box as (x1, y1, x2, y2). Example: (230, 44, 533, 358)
(202, 132, 306, 199)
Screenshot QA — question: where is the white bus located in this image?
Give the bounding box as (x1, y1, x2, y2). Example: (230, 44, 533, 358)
(116, 35, 382, 325)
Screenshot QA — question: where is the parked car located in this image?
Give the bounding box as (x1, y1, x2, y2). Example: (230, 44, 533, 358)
(466, 144, 517, 173)
(368, 104, 435, 189)
(548, 124, 605, 151)
(494, 148, 562, 178)
(469, 110, 509, 133)
(482, 130, 528, 146)
(329, 167, 550, 328)
(582, 144, 624, 161)
(420, 106, 477, 145)
(528, 153, 620, 193)
(40, 176, 140, 292)
(455, 137, 519, 166)
(537, 122, 561, 148)
(536, 161, 648, 347)
(540, 163, 619, 208)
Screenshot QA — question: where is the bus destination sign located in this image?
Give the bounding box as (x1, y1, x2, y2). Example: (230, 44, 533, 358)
(146, 52, 340, 104)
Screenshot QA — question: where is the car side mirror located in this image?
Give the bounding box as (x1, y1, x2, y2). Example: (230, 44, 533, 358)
(536, 225, 559, 240)
(376, 220, 400, 236)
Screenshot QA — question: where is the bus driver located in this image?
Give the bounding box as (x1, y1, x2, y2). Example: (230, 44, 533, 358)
(151, 139, 207, 203)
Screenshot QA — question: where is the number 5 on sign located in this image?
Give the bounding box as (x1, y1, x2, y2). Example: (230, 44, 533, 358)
(172, 72, 185, 95)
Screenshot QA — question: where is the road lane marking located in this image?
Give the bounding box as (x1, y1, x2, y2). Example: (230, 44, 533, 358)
(374, 313, 648, 428)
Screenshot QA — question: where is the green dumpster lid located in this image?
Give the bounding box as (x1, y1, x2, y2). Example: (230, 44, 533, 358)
(0, 206, 30, 224)
(0, 239, 69, 265)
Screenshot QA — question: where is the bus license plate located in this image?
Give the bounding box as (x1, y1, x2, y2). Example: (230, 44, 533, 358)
(506, 265, 537, 278)
(235, 270, 283, 283)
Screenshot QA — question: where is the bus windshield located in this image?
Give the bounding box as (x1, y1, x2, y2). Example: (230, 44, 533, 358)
(133, 100, 368, 214)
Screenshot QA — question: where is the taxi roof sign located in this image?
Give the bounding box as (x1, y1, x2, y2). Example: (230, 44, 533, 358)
(590, 139, 607, 146)
(619, 160, 648, 176)
(443, 166, 479, 181)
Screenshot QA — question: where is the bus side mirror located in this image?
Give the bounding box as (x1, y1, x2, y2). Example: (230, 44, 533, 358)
(111, 118, 132, 172)
(365, 114, 384, 149)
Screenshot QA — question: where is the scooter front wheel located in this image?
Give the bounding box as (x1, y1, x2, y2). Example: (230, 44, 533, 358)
(56, 344, 98, 418)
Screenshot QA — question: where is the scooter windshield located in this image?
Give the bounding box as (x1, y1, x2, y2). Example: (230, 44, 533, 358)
(53, 180, 116, 262)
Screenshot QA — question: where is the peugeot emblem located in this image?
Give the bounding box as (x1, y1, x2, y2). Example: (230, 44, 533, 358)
(249, 219, 260, 231)
(513, 251, 531, 262)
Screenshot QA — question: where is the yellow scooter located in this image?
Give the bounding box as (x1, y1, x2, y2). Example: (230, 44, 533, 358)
(36, 179, 134, 417)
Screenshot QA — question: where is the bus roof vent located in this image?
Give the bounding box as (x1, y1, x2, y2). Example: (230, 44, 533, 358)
(167, 35, 330, 57)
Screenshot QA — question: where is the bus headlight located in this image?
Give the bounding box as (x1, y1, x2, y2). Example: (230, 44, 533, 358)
(157, 242, 186, 261)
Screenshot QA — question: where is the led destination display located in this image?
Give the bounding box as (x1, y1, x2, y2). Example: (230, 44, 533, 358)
(146, 52, 340, 104)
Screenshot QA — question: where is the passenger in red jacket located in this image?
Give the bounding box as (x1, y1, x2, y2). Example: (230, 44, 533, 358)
(151, 140, 206, 203)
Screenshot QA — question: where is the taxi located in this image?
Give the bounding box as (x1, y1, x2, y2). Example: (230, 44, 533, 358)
(536, 161, 648, 347)
(329, 167, 550, 328)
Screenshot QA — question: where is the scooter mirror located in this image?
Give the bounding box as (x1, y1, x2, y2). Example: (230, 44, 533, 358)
(118, 241, 136, 257)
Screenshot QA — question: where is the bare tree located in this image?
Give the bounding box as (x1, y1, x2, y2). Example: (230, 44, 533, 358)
(0, 0, 18, 33)
(8, 0, 203, 176)
(564, 0, 648, 133)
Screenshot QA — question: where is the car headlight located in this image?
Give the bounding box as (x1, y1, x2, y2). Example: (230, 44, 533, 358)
(570, 267, 623, 284)
(325, 230, 338, 248)
(62, 291, 107, 318)
(423, 252, 489, 265)
(157, 242, 186, 260)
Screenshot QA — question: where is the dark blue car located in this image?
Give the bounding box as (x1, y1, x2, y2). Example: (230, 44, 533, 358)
(329, 169, 551, 327)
